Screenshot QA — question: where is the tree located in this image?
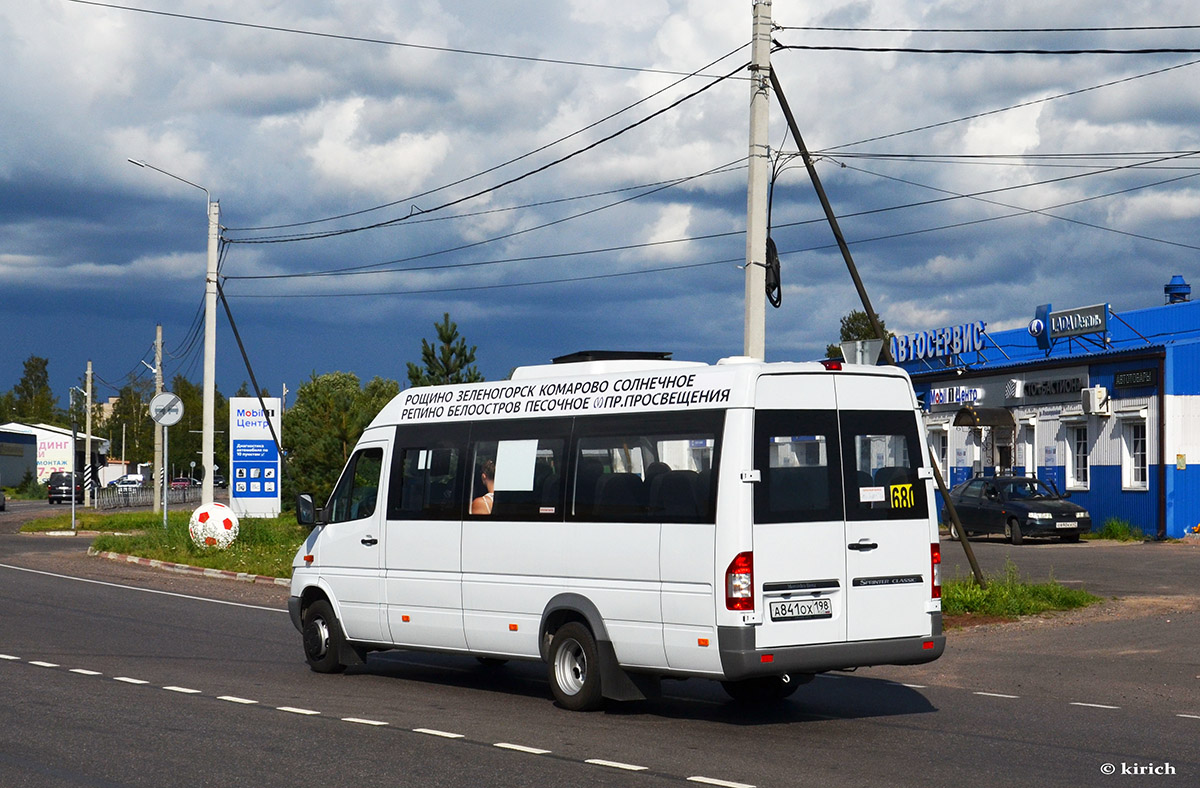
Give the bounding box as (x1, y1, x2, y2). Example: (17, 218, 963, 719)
(11, 355, 60, 424)
(282, 372, 399, 506)
(98, 379, 154, 465)
(406, 313, 484, 387)
(826, 310, 890, 360)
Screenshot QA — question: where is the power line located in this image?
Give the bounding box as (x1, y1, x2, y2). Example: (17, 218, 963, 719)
(777, 43, 1200, 55)
(777, 24, 1200, 33)
(226, 44, 751, 233)
(813, 56, 1200, 151)
(67, 0, 744, 80)
(223, 61, 747, 245)
(222, 159, 747, 280)
(827, 162, 1200, 252)
(224, 256, 739, 300)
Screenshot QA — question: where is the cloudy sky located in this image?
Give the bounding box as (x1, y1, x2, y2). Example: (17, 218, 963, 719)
(4, 0, 1199, 409)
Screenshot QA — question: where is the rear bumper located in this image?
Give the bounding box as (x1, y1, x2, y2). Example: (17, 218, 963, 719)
(717, 613, 945, 680)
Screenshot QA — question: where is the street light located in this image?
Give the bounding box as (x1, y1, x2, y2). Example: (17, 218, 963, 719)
(128, 158, 219, 506)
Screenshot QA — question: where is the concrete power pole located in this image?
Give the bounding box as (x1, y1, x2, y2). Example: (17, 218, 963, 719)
(743, 0, 773, 360)
(84, 360, 93, 507)
(201, 199, 219, 505)
(153, 325, 163, 513)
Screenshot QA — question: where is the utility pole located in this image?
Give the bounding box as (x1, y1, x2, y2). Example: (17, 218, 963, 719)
(202, 199, 219, 505)
(153, 325, 163, 513)
(743, 0, 772, 360)
(84, 361, 93, 507)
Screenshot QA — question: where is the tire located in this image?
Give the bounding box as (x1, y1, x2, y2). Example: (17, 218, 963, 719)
(301, 600, 347, 674)
(721, 674, 807, 703)
(547, 622, 603, 711)
(1006, 518, 1024, 545)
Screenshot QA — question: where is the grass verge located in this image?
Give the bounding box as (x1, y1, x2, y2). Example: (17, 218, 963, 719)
(942, 560, 1101, 625)
(23, 510, 307, 579)
(1083, 517, 1146, 542)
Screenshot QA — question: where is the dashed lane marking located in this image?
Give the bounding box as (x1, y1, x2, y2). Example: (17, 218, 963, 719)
(687, 776, 756, 788)
(494, 742, 551, 755)
(114, 677, 149, 685)
(1070, 702, 1120, 710)
(586, 759, 648, 771)
(164, 686, 202, 694)
(0, 654, 20, 661)
(218, 696, 259, 705)
(70, 669, 102, 676)
(343, 717, 389, 726)
(974, 692, 1020, 699)
(29, 661, 59, 668)
(277, 706, 321, 716)
(414, 728, 465, 739)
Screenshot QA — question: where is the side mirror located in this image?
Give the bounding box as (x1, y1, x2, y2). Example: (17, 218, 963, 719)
(296, 493, 321, 527)
(1061, 491, 1072, 499)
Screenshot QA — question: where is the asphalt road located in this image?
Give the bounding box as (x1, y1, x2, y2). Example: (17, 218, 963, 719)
(1, 508, 1197, 787)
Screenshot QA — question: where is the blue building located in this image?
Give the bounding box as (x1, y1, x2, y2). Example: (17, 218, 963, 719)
(892, 276, 1198, 540)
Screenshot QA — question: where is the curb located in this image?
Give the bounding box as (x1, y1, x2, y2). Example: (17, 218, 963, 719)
(87, 548, 290, 587)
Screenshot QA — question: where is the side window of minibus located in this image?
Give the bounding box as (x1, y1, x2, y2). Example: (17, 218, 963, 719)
(326, 447, 384, 524)
(389, 446, 462, 519)
(570, 413, 722, 523)
(468, 438, 564, 519)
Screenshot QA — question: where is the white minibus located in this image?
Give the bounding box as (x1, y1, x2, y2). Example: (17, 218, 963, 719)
(290, 353, 945, 709)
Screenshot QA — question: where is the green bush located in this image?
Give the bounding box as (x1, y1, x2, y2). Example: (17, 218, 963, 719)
(942, 560, 1100, 618)
(1085, 517, 1146, 542)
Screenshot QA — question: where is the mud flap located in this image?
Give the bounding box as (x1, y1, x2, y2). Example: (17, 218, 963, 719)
(598, 640, 660, 701)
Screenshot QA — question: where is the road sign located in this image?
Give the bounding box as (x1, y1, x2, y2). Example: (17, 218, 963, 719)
(150, 392, 184, 426)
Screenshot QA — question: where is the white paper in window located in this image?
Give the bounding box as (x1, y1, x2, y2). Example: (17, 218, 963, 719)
(494, 439, 539, 491)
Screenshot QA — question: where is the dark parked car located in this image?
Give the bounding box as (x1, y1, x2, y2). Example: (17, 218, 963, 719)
(0, 489, 6, 511)
(212, 474, 227, 489)
(47, 471, 84, 504)
(943, 475, 1092, 544)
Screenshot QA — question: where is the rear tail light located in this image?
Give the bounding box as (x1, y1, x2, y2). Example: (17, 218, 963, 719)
(821, 359, 843, 371)
(726, 551, 754, 610)
(931, 543, 942, 599)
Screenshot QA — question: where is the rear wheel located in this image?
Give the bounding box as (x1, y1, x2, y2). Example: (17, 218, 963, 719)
(547, 622, 603, 711)
(1005, 518, 1024, 545)
(721, 673, 808, 703)
(302, 600, 347, 674)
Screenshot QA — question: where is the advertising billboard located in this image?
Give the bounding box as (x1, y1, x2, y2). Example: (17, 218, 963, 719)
(229, 397, 282, 518)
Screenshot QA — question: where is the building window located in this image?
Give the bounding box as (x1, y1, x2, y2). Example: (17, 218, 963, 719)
(928, 429, 948, 475)
(1068, 425, 1089, 488)
(1123, 420, 1148, 490)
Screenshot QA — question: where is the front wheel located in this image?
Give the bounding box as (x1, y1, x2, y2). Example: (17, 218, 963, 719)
(1006, 518, 1024, 545)
(547, 622, 603, 711)
(302, 600, 347, 674)
(721, 674, 808, 703)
